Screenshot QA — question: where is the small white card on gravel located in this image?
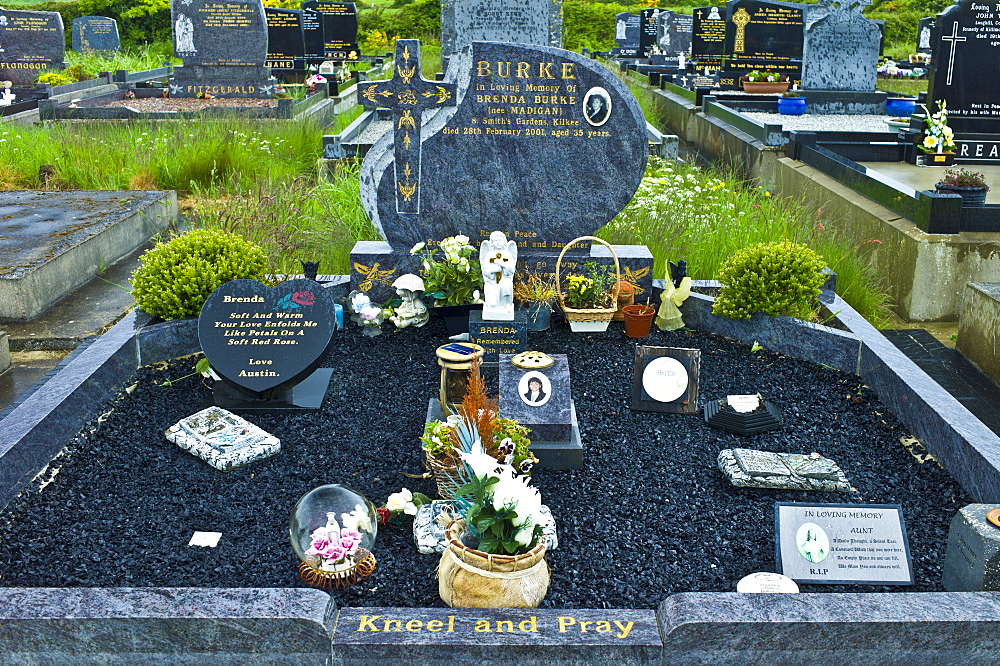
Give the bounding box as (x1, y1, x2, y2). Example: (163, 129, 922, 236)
(189, 531, 222, 547)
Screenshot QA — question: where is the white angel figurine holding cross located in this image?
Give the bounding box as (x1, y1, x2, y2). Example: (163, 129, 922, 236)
(480, 231, 517, 321)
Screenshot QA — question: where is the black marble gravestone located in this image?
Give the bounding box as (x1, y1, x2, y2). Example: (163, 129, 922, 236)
(928, 0, 1000, 161)
(692, 6, 727, 69)
(168, 0, 277, 98)
(265, 8, 305, 73)
(614, 12, 641, 49)
(72, 16, 120, 56)
(441, 0, 563, 62)
(301, 1, 324, 60)
(917, 16, 935, 54)
(198, 279, 336, 408)
(639, 8, 663, 56)
(718, 0, 806, 89)
(658, 11, 694, 57)
(0, 9, 66, 86)
(316, 2, 359, 61)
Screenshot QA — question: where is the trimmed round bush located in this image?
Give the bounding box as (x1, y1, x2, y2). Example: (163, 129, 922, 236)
(712, 241, 828, 321)
(131, 229, 268, 320)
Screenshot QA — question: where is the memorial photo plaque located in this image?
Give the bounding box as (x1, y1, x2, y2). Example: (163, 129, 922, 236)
(631, 346, 700, 413)
(775, 502, 914, 585)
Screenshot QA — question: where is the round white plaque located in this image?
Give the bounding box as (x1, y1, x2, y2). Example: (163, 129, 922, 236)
(736, 572, 799, 594)
(641, 357, 688, 403)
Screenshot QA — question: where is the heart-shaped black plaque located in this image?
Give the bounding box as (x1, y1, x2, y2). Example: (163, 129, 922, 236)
(199, 279, 336, 399)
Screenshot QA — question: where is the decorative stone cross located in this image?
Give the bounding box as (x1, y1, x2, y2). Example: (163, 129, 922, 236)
(357, 39, 457, 214)
(732, 7, 751, 53)
(941, 20, 966, 86)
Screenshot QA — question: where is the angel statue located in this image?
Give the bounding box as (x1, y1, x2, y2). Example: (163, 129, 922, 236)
(656, 259, 692, 331)
(479, 230, 517, 321)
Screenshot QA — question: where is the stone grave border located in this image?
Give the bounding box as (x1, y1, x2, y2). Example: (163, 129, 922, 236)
(2, 274, 1000, 660)
(2, 68, 169, 121)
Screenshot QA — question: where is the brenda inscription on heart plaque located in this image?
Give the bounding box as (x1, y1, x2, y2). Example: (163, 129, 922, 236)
(199, 279, 336, 402)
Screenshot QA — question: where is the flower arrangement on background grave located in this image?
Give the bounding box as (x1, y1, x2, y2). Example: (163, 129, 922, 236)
(919, 100, 957, 154)
(937, 168, 989, 190)
(411, 236, 484, 306)
(564, 261, 614, 309)
(305, 74, 327, 93)
(742, 69, 787, 83)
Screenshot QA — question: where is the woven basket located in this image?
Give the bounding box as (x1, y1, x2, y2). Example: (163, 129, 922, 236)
(556, 236, 622, 323)
(425, 450, 463, 499)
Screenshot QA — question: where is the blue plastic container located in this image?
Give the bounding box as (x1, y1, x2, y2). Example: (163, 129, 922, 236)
(886, 97, 916, 117)
(777, 97, 806, 116)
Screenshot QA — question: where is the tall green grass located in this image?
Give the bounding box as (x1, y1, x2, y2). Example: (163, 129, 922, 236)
(599, 157, 893, 326)
(0, 119, 324, 192)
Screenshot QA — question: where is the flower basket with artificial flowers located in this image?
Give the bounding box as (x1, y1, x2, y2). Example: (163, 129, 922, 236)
(935, 168, 990, 207)
(556, 236, 621, 332)
(345, 290, 385, 336)
(919, 100, 957, 155)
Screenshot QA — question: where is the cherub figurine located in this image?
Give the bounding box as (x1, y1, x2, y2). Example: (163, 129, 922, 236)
(389, 274, 429, 328)
(479, 231, 517, 321)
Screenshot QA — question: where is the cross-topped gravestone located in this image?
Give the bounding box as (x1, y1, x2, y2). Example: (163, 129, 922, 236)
(927, 0, 1000, 160)
(352, 40, 653, 302)
(692, 6, 727, 69)
(718, 0, 806, 89)
(358, 40, 458, 214)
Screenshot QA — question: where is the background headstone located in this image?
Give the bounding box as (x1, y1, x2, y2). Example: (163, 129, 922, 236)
(316, 2, 359, 61)
(72, 16, 120, 56)
(615, 12, 641, 49)
(169, 0, 276, 98)
(301, 1, 324, 58)
(801, 0, 880, 90)
(0, 9, 65, 86)
(442, 0, 563, 61)
(639, 8, 662, 56)
(265, 8, 305, 72)
(692, 6, 728, 69)
(928, 0, 1000, 147)
(917, 16, 935, 54)
(719, 0, 806, 88)
(658, 11, 694, 56)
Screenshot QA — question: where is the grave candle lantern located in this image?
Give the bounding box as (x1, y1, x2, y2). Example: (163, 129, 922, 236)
(435, 342, 485, 416)
(289, 484, 378, 590)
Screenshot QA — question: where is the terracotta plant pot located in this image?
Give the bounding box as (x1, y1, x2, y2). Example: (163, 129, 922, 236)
(612, 280, 635, 321)
(622, 304, 656, 338)
(741, 79, 790, 94)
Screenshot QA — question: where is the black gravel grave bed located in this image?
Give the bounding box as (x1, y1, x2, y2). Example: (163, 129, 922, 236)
(0, 319, 971, 608)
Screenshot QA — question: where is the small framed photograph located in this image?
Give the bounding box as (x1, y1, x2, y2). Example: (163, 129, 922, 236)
(631, 346, 700, 413)
(518, 370, 552, 407)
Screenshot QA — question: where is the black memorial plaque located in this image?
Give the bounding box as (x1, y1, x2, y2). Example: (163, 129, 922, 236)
(0, 9, 65, 86)
(692, 6, 727, 68)
(317, 1, 359, 61)
(719, 0, 805, 88)
(198, 279, 336, 400)
(265, 8, 305, 71)
(301, 1, 324, 58)
(615, 12, 641, 49)
(631, 346, 701, 414)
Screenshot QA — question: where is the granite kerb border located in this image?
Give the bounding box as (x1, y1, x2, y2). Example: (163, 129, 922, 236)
(3, 280, 1000, 659)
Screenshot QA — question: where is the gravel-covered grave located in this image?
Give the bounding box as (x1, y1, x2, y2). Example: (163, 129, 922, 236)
(0, 318, 971, 608)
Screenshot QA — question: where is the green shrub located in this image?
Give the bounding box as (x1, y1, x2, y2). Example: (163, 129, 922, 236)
(713, 241, 828, 320)
(36, 71, 73, 86)
(131, 229, 268, 320)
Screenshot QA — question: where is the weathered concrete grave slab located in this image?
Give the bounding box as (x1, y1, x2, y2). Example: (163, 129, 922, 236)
(0, 191, 176, 320)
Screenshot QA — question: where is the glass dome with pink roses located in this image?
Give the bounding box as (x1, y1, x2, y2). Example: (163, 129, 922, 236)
(289, 484, 378, 589)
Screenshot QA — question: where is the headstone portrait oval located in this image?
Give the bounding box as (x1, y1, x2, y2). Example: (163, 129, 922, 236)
(198, 279, 336, 399)
(642, 357, 688, 403)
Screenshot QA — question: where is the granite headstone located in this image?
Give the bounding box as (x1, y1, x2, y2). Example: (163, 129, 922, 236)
(943, 503, 1000, 591)
(718, 0, 806, 89)
(301, 1, 324, 59)
(692, 6, 727, 68)
(658, 11, 693, 56)
(917, 16, 935, 54)
(801, 0, 880, 90)
(169, 0, 277, 98)
(441, 0, 563, 61)
(639, 8, 662, 56)
(198, 279, 336, 401)
(265, 8, 305, 72)
(71, 16, 120, 56)
(499, 353, 582, 469)
(0, 8, 65, 86)
(356, 40, 649, 300)
(928, 0, 1000, 158)
(614, 12, 641, 49)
